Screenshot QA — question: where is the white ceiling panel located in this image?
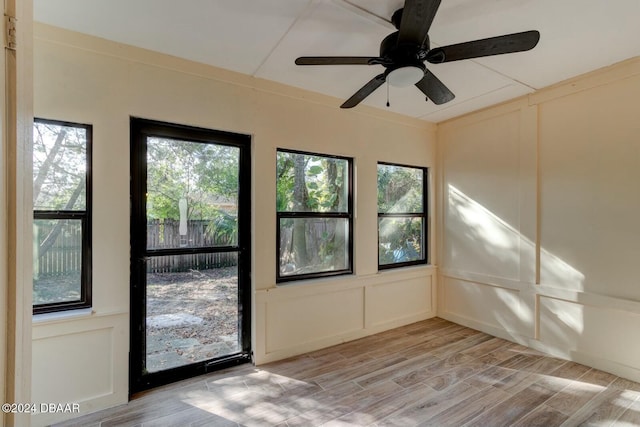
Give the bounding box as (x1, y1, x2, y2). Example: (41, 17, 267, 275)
(420, 84, 532, 122)
(429, 0, 640, 89)
(34, 0, 314, 75)
(255, 1, 392, 100)
(34, 0, 640, 122)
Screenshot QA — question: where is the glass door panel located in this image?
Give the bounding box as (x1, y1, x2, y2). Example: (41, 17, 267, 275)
(145, 255, 239, 372)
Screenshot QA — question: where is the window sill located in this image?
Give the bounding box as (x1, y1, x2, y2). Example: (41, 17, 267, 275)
(377, 263, 437, 275)
(378, 262, 433, 271)
(33, 307, 93, 324)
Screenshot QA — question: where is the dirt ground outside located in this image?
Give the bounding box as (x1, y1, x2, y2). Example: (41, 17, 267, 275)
(34, 266, 241, 372)
(145, 266, 240, 372)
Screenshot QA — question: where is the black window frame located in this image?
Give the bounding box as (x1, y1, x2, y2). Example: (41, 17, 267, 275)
(377, 161, 429, 270)
(276, 148, 354, 283)
(33, 118, 92, 314)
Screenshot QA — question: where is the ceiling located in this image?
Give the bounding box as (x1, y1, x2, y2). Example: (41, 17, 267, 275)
(34, 0, 640, 122)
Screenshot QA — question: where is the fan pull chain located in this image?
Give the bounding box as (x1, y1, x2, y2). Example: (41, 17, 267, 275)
(386, 80, 390, 107)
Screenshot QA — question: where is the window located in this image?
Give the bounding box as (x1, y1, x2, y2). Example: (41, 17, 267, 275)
(378, 162, 428, 269)
(33, 119, 92, 313)
(276, 149, 353, 282)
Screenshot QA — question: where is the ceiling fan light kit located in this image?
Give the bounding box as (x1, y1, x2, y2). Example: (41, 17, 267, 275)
(386, 65, 425, 87)
(295, 0, 540, 109)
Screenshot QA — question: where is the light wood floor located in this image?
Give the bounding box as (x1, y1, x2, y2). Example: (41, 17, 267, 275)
(54, 318, 640, 426)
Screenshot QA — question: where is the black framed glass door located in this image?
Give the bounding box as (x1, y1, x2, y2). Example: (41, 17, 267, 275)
(130, 118, 251, 394)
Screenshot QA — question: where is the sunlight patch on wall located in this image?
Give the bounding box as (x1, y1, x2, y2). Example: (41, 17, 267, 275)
(449, 185, 516, 250)
(445, 184, 585, 337)
(551, 297, 585, 336)
(447, 184, 583, 288)
(540, 248, 586, 292)
(445, 184, 521, 279)
(443, 277, 529, 335)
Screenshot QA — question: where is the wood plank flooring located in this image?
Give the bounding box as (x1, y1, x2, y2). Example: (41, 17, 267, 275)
(53, 318, 640, 426)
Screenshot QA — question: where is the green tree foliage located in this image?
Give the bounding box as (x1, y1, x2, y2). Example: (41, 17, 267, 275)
(276, 153, 294, 212)
(146, 138, 238, 218)
(146, 137, 239, 245)
(377, 165, 423, 213)
(276, 152, 347, 213)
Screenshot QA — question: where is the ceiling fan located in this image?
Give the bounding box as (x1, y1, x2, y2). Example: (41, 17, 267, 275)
(295, 0, 540, 108)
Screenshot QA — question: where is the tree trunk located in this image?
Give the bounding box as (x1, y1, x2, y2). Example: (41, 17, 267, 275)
(292, 155, 308, 268)
(33, 127, 67, 200)
(327, 161, 346, 269)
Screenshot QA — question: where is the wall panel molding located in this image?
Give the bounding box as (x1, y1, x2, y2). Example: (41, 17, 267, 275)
(255, 269, 436, 364)
(438, 57, 640, 384)
(441, 271, 640, 317)
(31, 312, 128, 426)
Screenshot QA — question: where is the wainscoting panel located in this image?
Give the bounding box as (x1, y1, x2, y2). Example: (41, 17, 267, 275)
(366, 275, 432, 329)
(539, 295, 640, 381)
(440, 276, 528, 338)
(31, 312, 128, 427)
(255, 267, 437, 364)
(33, 327, 113, 403)
(264, 286, 365, 354)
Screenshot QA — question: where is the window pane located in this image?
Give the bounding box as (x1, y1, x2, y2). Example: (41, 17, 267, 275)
(33, 122, 87, 211)
(378, 217, 424, 265)
(377, 164, 423, 214)
(146, 254, 239, 372)
(146, 137, 239, 249)
(279, 218, 349, 276)
(277, 151, 349, 213)
(33, 219, 83, 305)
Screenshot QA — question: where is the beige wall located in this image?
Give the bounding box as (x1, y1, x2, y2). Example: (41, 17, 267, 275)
(32, 24, 437, 425)
(438, 57, 640, 383)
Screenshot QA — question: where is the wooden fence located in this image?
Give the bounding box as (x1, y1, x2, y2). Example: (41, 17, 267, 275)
(145, 252, 237, 274)
(34, 219, 237, 277)
(147, 218, 233, 249)
(147, 219, 237, 272)
(34, 221, 82, 277)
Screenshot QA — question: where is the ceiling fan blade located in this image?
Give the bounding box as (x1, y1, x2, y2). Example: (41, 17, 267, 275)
(295, 56, 381, 66)
(415, 70, 455, 105)
(341, 74, 386, 109)
(397, 0, 442, 46)
(427, 30, 540, 63)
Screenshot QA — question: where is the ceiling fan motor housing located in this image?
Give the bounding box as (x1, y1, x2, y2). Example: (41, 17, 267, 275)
(380, 31, 430, 68)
